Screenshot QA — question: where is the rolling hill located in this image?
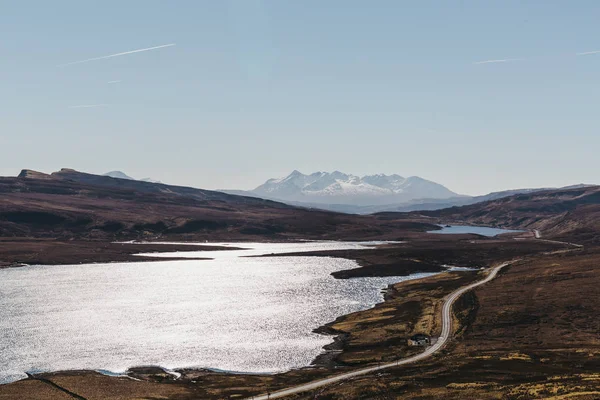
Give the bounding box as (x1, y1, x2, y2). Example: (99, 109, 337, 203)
(416, 185, 600, 243)
(1, 169, 438, 241)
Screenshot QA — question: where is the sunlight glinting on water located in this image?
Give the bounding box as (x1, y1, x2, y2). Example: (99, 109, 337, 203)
(0, 242, 434, 383)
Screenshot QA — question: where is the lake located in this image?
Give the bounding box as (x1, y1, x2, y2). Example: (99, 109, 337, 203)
(0, 241, 435, 384)
(429, 225, 524, 237)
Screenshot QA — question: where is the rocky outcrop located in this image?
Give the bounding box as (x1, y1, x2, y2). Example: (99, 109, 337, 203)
(17, 169, 54, 180)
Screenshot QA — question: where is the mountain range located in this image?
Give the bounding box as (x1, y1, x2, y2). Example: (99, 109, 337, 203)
(223, 170, 461, 208)
(8, 167, 599, 243)
(222, 170, 592, 214)
(5, 168, 437, 241)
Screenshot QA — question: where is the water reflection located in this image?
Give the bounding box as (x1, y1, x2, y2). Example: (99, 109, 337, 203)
(0, 241, 434, 383)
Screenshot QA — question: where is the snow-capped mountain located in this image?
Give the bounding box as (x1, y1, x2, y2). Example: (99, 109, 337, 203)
(103, 171, 161, 184)
(248, 170, 460, 206)
(104, 171, 135, 180)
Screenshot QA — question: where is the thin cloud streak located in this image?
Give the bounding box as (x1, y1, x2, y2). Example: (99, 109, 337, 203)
(475, 51, 600, 64)
(68, 104, 109, 109)
(107, 80, 121, 84)
(58, 43, 176, 67)
(473, 59, 510, 65)
(576, 50, 600, 56)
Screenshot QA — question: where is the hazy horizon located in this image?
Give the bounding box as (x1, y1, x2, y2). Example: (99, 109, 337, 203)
(3, 166, 594, 197)
(3, 1, 600, 195)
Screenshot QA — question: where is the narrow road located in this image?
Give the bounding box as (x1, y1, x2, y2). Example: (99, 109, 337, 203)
(532, 229, 583, 248)
(247, 260, 515, 400)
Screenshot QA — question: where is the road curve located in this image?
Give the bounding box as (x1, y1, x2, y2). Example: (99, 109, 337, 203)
(531, 229, 582, 248)
(247, 261, 515, 400)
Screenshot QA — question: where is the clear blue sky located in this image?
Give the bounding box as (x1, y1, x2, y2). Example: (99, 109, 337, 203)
(1, 1, 599, 195)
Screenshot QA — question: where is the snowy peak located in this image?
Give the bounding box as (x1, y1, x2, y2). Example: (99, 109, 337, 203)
(362, 174, 406, 192)
(251, 171, 459, 206)
(103, 171, 161, 184)
(104, 171, 134, 180)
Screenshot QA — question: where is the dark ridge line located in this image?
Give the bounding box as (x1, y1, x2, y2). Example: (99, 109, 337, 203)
(26, 373, 88, 400)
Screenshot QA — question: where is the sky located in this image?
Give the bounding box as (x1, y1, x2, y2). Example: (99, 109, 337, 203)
(1, 1, 600, 195)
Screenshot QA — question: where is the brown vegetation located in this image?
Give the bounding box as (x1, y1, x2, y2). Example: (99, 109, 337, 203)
(0, 169, 438, 243)
(314, 271, 481, 367)
(265, 238, 566, 278)
(285, 247, 600, 399)
(417, 185, 600, 245)
(2, 170, 600, 399)
(0, 239, 243, 267)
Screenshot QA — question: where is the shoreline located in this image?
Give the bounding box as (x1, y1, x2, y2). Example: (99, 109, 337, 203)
(0, 238, 452, 386)
(0, 256, 214, 269)
(0, 265, 484, 391)
(0, 236, 573, 399)
(0, 239, 246, 268)
(0, 268, 483, 400)
(1, 266, 440, 386)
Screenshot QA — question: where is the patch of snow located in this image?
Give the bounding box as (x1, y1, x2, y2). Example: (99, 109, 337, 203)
(251, 170, 458, 206)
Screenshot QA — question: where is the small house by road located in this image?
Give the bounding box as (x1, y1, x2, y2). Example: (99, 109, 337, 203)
(408, 334, 430, 346)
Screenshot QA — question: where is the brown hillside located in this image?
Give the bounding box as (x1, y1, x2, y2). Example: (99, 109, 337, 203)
(414, 186, 600, 243)
(0, 169, 438, 241)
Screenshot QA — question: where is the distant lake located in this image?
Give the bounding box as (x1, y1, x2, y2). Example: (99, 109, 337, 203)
(0, 241, 436, 384)
(429, 225, 524, 237)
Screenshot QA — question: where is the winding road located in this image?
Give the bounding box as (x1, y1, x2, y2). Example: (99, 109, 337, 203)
(248, 260, 516, 400)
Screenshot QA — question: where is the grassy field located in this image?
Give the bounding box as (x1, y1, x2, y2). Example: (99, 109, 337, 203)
(285, 247, 600, 399)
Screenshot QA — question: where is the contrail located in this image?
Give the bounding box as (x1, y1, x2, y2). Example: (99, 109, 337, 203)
(474, 59, 510, 65)
(58, 43, 176, 67)
(474, 50, 600, 64)
(576, 50, 600, 56)
(107, 80, 121, 84)
(68, 104, 109, 108)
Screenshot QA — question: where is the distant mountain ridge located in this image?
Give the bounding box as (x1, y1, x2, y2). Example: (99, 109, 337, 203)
(103, 171, 161, 184)
(358, 184, 594, 214)
(418, 184, 600, 242)
(104, 171, 135, 180)
(227, 170, 461, 207)
(221, 170, 593, 214)
(6, 168, 438, 241)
